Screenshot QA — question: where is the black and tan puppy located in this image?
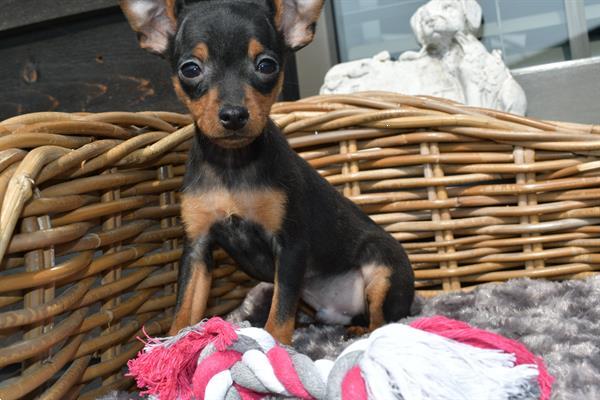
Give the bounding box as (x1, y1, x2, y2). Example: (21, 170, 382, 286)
(120, 0, 414, 344)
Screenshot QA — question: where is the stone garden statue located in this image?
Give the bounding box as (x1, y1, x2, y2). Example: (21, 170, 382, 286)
(320, 0, 527, 115)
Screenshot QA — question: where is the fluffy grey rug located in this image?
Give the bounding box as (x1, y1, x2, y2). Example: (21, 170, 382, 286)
(101, 276, 600, 399)
(227, 277, 600, 400)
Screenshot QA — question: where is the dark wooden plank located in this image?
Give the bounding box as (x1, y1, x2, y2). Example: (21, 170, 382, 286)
(0, 10, 185, 119)
(0, 0, 118, 32)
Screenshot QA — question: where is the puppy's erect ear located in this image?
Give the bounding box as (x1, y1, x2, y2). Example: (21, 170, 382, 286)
(120, 0, 177, 55)
(273, 0, 325, 51)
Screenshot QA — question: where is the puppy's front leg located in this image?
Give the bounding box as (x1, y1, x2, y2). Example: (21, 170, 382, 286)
(169, 237, 213, 335)
(265, 243, 307, 345)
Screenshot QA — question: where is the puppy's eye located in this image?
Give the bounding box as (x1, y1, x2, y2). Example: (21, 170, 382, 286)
(256, 57, 279, 75)
(179, 61, 203, 80)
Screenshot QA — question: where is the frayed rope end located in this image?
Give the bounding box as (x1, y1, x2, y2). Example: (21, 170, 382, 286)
(127, 317, 238, 400)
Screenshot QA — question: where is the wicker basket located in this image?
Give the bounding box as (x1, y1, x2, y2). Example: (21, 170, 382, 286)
(1, 92, 599, 399)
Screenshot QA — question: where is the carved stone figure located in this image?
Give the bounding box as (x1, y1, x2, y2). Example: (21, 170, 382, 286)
(321, 0, 527, 115)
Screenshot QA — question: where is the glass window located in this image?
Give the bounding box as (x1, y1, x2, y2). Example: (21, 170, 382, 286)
(480, 0, 570, 68)
(585, 0, 600, 56)
(333, 0, 423, 61)
(333, 0, 595, 68)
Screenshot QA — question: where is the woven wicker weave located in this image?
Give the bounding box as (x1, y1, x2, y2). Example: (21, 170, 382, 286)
(1, 92, 599, 399)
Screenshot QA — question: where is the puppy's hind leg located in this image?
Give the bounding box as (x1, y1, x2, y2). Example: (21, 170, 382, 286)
(361, 264, 392, 331)
(360, 240, 414, 331)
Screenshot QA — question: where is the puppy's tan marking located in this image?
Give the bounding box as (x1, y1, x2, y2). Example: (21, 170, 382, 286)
(347, 326, 369, 337)
(165, 0, 177, 24)
(169, 262, 213, 335)
(265, 279, 296, 345)
(248, 38, 265, 59)
(181, 188, 287, 240)
(244, 74, 284, 137)
(272, 0, 284, 29)
(193, 42, 209, 62)
(172, 76, 189, 104)
(172, 77, 224, 137)
(362, 264, 392, 331)
(191, 88, 222, 135)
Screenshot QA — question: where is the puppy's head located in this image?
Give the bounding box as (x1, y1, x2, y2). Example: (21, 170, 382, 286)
(120, 0, 324, 148)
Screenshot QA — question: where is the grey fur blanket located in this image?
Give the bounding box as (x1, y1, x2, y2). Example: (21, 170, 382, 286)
(227, 277, 600, 400)
(102, 276, 600, 399)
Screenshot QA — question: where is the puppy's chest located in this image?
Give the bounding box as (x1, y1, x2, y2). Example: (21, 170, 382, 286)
(181, 187, 287, 239)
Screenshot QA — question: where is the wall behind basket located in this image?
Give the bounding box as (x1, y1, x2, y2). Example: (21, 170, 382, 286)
(0, 0, 300, 120)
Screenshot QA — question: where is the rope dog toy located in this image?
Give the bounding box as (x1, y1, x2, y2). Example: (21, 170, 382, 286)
(127, 316, 553, 400)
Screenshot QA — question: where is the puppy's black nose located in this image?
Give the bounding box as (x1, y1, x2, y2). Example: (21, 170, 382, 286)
(219, 106, 249, 130)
